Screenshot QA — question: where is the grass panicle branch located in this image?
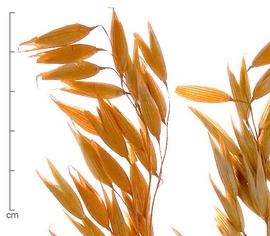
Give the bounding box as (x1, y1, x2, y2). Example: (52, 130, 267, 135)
(176, 42, 270, 236)
(21, 9, 173, 236)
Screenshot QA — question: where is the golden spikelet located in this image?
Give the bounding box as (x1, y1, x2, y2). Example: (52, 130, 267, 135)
(52, 97, 97, 134)
(70, 170, 110, 229)
(252, 41, 270, 68)
(20, 23, 96, 49)
(37, 160, 84, 219)
(134, 23, 167, 84)
(176, 85, 232, 103)
(138, 75, 161, 140)
(62, 80, 126, 99)
(252, 68, 270, 100)
(39, 61, 102, 81)
(111, 9, 129, 77)
(34, 44, 103, 64)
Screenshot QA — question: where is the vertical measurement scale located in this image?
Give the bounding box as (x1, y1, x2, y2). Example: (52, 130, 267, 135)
(7, 11, 19, 220)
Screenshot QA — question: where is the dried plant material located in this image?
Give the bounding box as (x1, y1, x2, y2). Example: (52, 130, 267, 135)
(110, 105, 144, 149)
(140, 127, 158, 175)
(97, 99, 129, 158)
(227, 66, 250, 121)
(210, 177, 244, 232)
(259, 127, 270, 159)
(259, 99, 270, 130)
(20, 23, 96, 50)
(215, 208, 240, 236)
(62, 80, 126, 99)
(239, 58, 251, 104)
(171, 227, 183, 236)
(256, 158, 268, 217)
(176, 85, 232, 103)
(49, 229, 57, 236)
(138, 76, 161, 140)
(209, 137, 238, 197)
(142, 66, 167, 122)
(85, 110, 128, 159)
(83, 217, 106, 236)
(52, 98, 97, 134)
(111, 9, 129, 77)
(130, 163, 149, 215)
(125, 60, 139, 100)
(134, 23, 167, 83)
(243, 158, 261, 214)
(24, 10, 169, 236)
(177, 49, 270, 234)
(37, 160, 84, 219)
(39, 61, 102, 81)
(34, 44, 103, 64)
(92, 141, 131, 194)
(65, 214, 89, 235)
(147, 23, 167, 83)
(109, 191, 130, 236)
(72, 129, 112, 186)
(253, 68, 270, 100)
(252, 41, 270, 68)
(232, 121, 259, 170)
(190, 107, 239, 155)
(132, 141, 157, 176)
(70, 170, 110, 229)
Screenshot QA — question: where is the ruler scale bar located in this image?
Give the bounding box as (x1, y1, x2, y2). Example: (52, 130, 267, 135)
(8, 11, 15, 212)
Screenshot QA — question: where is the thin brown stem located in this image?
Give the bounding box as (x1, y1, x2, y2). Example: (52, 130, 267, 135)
(96, 25, 112, 47)
(249, 104, 259, 140)
(149, 86, 171, 232)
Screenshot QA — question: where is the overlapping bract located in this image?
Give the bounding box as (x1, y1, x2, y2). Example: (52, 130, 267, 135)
(22, 9, 169, 236)
(176, 43, 270, 235)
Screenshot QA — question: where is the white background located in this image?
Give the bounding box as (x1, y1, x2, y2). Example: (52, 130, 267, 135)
(1, 0, 270, 235)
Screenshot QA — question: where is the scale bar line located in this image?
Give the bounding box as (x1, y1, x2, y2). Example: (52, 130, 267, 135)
(8, 11, 15, 213)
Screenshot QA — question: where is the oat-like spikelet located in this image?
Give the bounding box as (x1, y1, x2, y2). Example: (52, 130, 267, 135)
(70, 169, 110, 229)
(252, 41, 270, 68)
(34, 44, 103, 64)
(111, 9, 129, 77)
(20, 23, 96, 49)
(134, 23, 167, 84)
(39, 61, 102, 81)
(52, 97, 97, 134)
(62, 80, 126, 99)
(252, 68, 270, 100)
(176, 85, 232, 103)
(22, 9, 171, 236)
(37, 160, 85, 219)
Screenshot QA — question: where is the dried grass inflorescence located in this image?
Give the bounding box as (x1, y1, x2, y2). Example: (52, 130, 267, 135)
(21, 10, 172, 236)
(176, 42, 270, 235)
